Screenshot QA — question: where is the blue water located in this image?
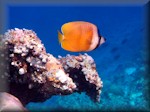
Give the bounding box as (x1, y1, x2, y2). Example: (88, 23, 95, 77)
(8, 5, 149, 111)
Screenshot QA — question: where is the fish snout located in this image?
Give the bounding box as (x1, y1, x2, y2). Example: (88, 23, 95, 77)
(99, 36, 106, 45)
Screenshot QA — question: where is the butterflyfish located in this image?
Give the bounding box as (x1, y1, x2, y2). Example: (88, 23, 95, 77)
(58, 21, 105, 52)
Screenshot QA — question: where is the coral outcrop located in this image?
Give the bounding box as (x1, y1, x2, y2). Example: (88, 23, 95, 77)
(0, 28, 103, 109)
(58, 54, 102, 102)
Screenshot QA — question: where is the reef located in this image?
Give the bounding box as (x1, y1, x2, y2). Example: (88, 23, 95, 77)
(0, 28, 103, 111)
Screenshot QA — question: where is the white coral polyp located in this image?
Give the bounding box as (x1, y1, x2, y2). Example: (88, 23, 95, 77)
(55, 70, 67, 83)
(19, 68, 25, 75)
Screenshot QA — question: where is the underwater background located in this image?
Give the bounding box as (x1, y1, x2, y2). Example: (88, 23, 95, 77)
(7, 4, 149, 111)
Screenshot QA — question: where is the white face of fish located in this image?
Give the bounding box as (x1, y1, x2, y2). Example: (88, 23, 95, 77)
(86, 26, 99, 51)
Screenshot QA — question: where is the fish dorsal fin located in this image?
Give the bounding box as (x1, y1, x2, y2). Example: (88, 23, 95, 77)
(61, 22, 74, 35)
(58, 31, 64, 43)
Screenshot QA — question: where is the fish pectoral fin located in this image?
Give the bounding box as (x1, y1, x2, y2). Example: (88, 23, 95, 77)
(58, 30, 64, 43)
(87, 39, 92, 45)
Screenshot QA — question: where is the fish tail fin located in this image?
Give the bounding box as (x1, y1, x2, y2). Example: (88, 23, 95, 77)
(58, 31, 63, 43)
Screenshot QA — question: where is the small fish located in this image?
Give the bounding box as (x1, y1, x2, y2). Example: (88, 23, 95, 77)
(58, 21, 105, 52)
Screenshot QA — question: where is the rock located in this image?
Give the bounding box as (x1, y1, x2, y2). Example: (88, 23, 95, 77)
(0, 28, 103, 107)
(0, 92, 28, 111)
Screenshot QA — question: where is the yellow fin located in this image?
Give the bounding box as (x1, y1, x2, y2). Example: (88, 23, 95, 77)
(58, 31, 64, 43)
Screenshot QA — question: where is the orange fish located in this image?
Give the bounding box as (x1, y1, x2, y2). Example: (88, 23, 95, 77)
(58, 21, 105, 52)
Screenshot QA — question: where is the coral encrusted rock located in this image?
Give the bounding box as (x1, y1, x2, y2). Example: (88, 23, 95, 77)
(0, 28, 103, 106)
(58, 54, 103, 102)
